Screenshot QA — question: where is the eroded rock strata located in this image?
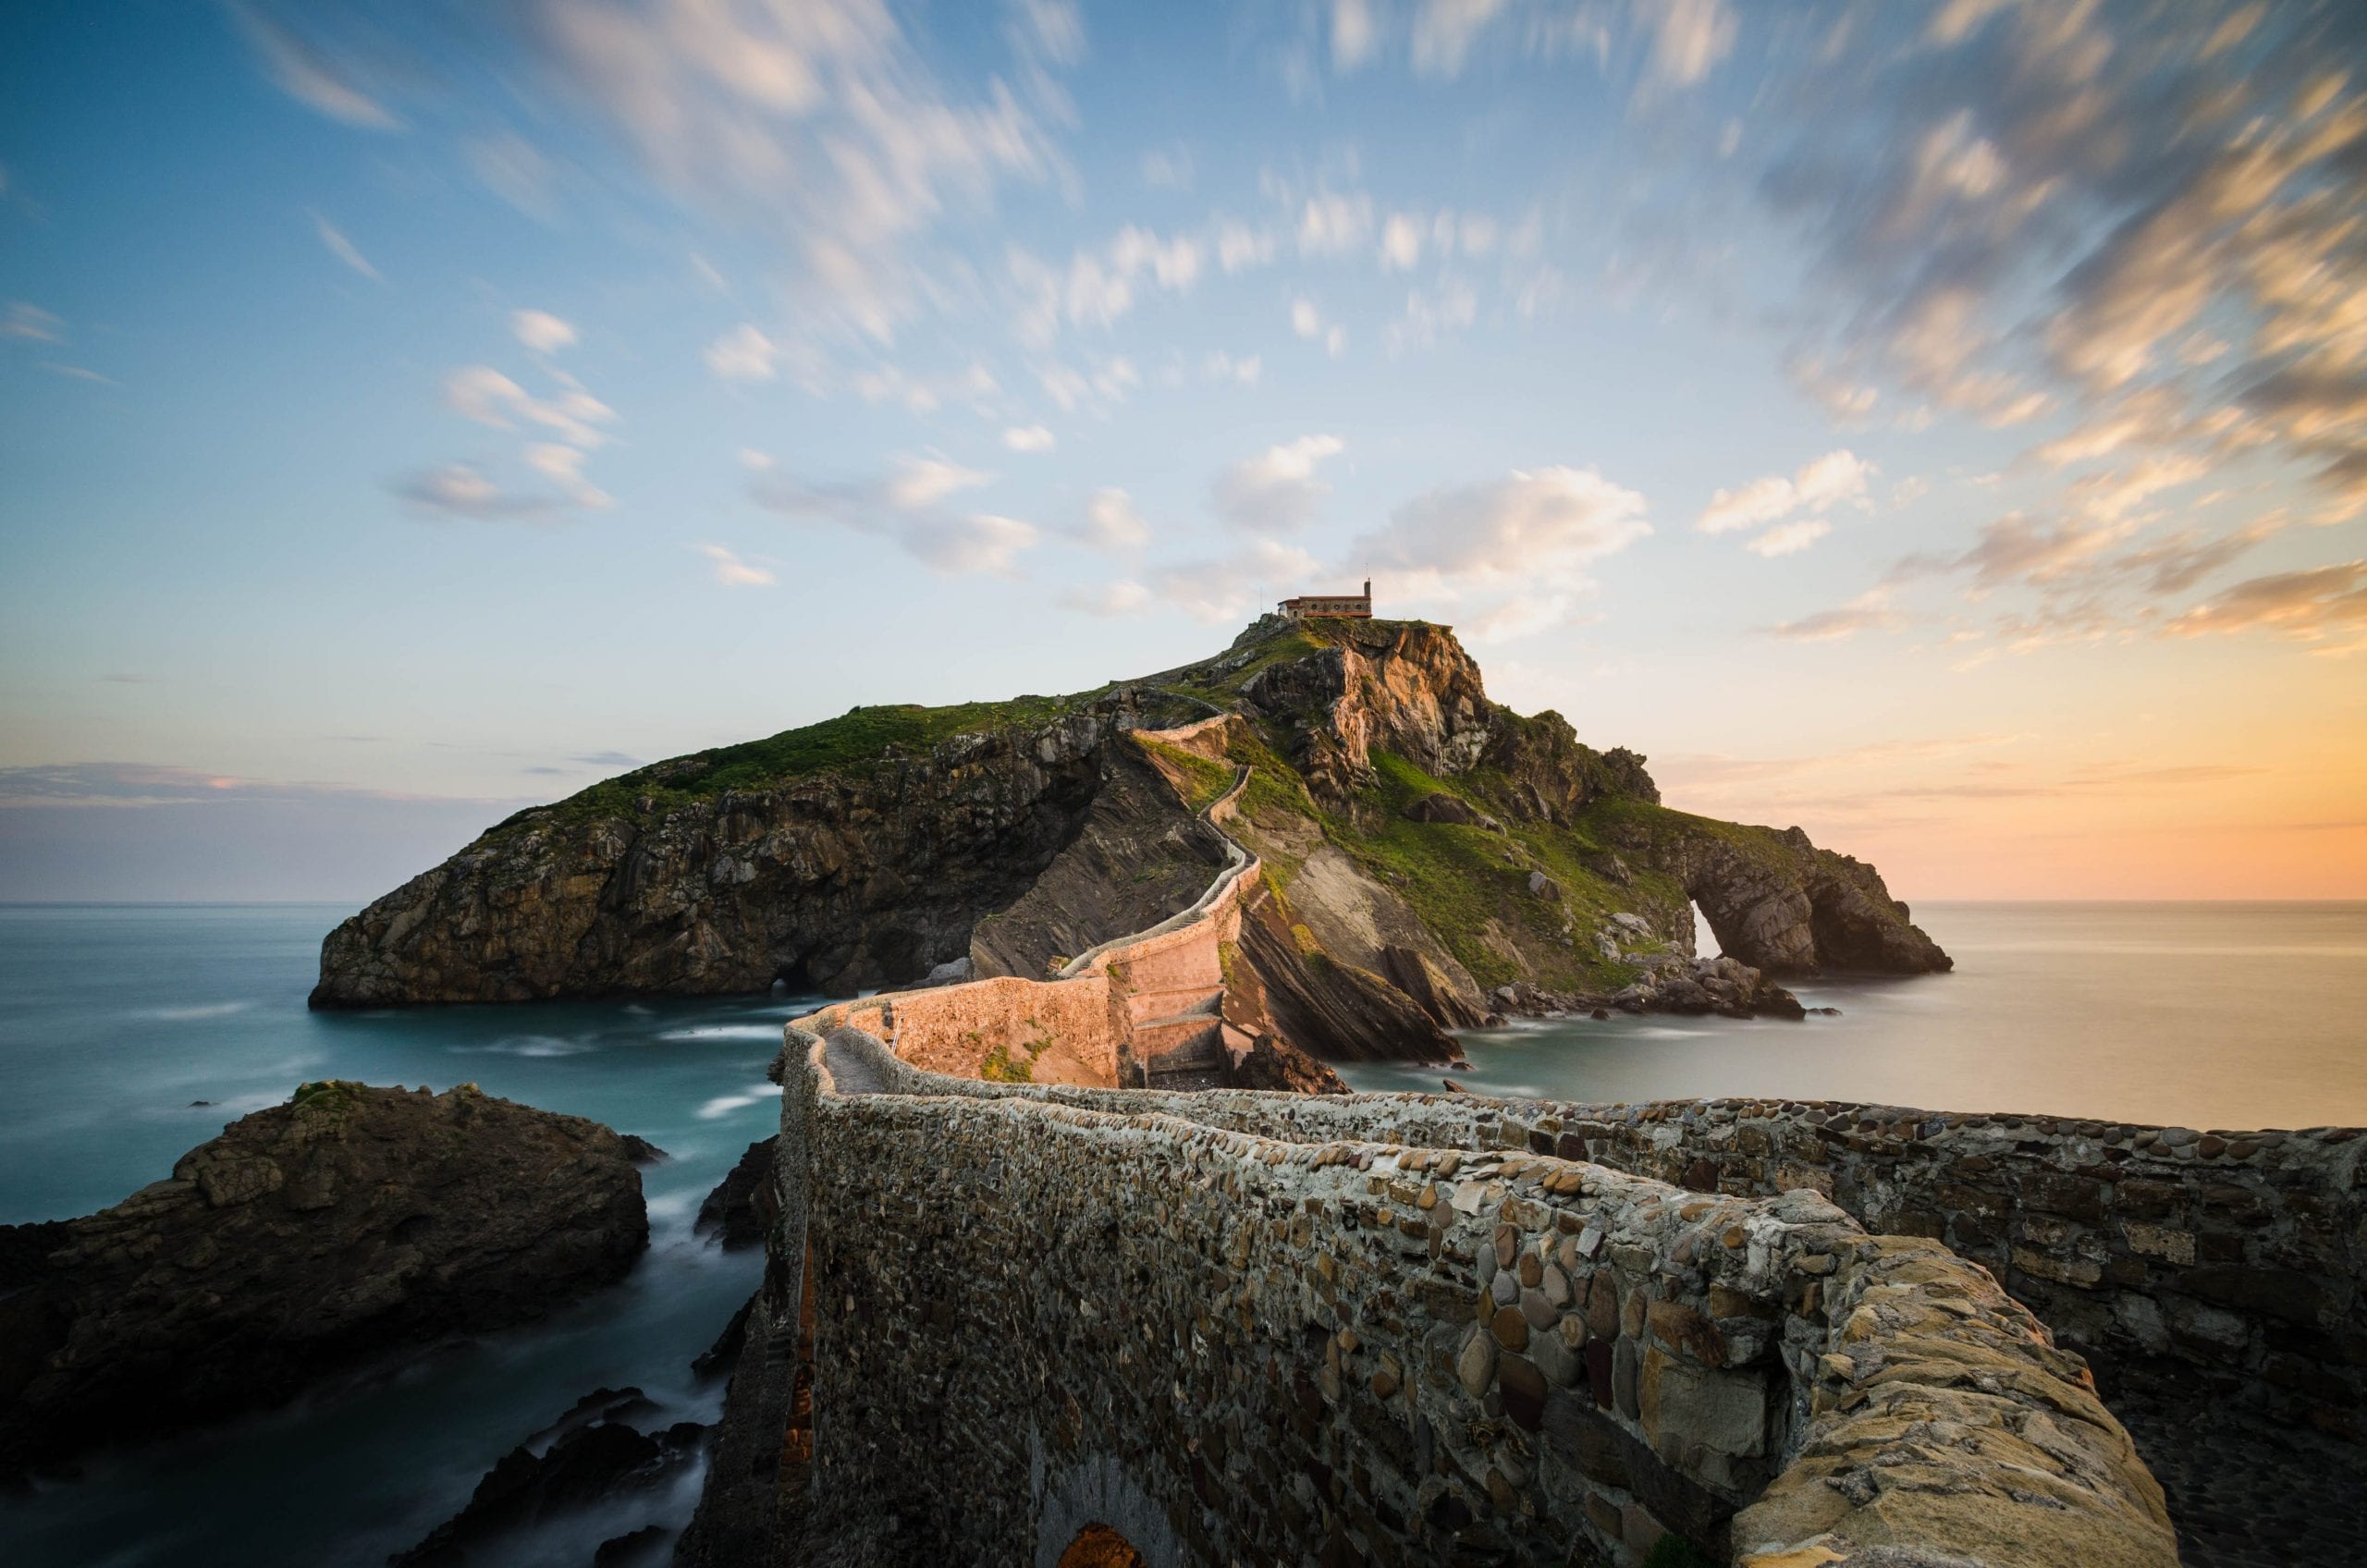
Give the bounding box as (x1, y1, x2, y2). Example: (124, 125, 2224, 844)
(0, 1082, 649, 1475)
(313, 618, 1949, 1056)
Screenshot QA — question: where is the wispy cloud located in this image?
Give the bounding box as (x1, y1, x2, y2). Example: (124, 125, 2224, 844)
(309, 211, 380, 281)
(749, 452, 1037, 576)
(1213, 435, 1345, 533)
(697, 544, 776, 587)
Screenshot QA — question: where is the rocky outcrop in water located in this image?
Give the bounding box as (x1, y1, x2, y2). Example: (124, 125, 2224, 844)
(311, 698, 1186, 1007)
(392, 1386, 704, 1567)
(0, 1082, 648, 1475)
(694, 1137, 777, 1251)
(312, 616, 1946, 1035)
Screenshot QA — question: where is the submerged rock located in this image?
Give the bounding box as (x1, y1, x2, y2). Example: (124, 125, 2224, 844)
(391, 1389, 704, 1567)
(0, 1082, 650, 1476)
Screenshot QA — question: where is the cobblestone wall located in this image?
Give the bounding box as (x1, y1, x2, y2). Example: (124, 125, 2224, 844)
(796, 1067, 2366, 1439)
(772, 1028, 2174, 1567)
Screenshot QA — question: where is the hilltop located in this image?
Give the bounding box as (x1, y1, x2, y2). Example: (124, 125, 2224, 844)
(311, 617, 1948, 1056)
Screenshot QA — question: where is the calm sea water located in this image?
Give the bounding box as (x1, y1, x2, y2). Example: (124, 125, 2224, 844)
(2, 902, 2362, 1565)
(0, 904, 800, 1568)
(1340, 901, 2367, 1132)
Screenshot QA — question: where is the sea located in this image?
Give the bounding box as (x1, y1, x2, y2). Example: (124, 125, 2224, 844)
(2, 899, 2364, 1565)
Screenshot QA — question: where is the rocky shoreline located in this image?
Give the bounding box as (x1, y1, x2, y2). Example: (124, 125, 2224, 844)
(0, 1082, 653, 1478)
(1483, 950, 1813, 1024)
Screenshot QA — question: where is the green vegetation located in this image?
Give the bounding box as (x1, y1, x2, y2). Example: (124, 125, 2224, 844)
(1132, 734, 1234, 812)
(979, 1026, 1052, 1083)
(288, 1080, 364, 1118)
(488, 692, 1106, 836)
(1578, 794, 1798, 873)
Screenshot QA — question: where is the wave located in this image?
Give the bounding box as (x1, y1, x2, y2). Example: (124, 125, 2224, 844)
(693, 1084, 783, 1121)
(453, 1035, 597, 1059)
(657, 1024, 785, 1043)
(135, 1001, 253, 1022)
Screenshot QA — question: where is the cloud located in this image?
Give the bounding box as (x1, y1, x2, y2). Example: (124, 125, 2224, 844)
(227, 4, 402, 129)
(1036, 354, 1140, 413)
(1331, 0, 1379, 70)
(1296, 192, 1374, 257)
(705, 324, 779, 383)
(1139, 144, 1194, 190)
(1746, 520, 1831, 558)
(308, 212, 381, 280)
(1212, 435, 1346, 533)
(1411, 0, 1512, 79)
(2166, 562, 2367, 654)
(1762, 588, 1904, 643)
(443, 365, 615, 447)
(1635, 0, 1736, 88)
(852, 360, 998, 414)
(510, 309, 577, 353)
(1202, 351, 1262, 386)
(1076, 488, 1152, 551)
(1387, 279, 1478, 354)
(1352, 466, 1651, 588)
(3, 301, 62, 342)
(1002, 424, 1056, 453)
(1697, 449, 1873, 556)
(0, 762, 484, 808)
(1215, 220, 1276, 274)
(1380, 213, 1424, 270)
(750, 453, 1037, 576)
(1290, 298, 1347, 357)
(1154, 540, 1321, 623)
(1057, 580, 1150, 618)
(394, 463, 566, 521)
(1009, 225, 1205, 343)
(697, 544, 776, 586)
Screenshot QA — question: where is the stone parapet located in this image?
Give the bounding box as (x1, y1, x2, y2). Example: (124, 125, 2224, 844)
(769, 1027, 2177, 1566)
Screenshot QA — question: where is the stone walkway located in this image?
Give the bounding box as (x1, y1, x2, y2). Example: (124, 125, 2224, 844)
(820, 1035, 888, 1096)
(2115, 1391, 2367, 1566)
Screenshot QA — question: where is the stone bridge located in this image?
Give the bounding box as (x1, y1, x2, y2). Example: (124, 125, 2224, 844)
(676, 1024, 2312, 1568)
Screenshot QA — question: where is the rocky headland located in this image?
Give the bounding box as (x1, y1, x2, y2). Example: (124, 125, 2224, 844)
(311, 617, 1949, 1064)
(0, 1082, 651, 1476)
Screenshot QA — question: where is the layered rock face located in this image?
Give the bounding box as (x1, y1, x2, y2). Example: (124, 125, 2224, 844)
(313, 705, 1140, 1006)
(0, 1082, 649, 1474)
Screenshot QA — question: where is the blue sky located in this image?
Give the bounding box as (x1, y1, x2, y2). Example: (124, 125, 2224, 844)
(4, 0, 2364, 900)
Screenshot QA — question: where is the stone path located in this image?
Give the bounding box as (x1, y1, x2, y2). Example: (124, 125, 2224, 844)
(2115, 1390, 2367, 1566)
(820, 1035, 888, 1096)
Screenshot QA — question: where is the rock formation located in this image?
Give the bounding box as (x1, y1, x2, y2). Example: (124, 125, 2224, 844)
(392, 1386, 705, 1567)
(694, 1136, 777, 1251)
(312, 616, 1949, 1053)
(0, 1082, 649, 1475)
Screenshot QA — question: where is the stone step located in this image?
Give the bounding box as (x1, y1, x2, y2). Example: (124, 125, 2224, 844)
(1133, 1016, 1223, 1060)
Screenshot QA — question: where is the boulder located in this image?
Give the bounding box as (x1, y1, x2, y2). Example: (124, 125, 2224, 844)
(694, 1137, 778, 1251)
(0, 1082, 649, 1476)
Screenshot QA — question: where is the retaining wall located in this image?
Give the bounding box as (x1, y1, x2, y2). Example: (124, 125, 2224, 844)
(789, 730, 1262, 1088)
(776, 1027, 2175, 1567)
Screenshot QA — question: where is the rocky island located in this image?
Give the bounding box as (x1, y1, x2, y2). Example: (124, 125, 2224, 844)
(0, 1082, 652, 1476)
(311, 617, 1948, 1068)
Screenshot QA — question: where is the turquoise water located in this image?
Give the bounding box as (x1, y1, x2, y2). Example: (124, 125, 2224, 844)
(0, 904, 798, 1567)
(4, 901, 2364, 1565)
(1339, 901, 2367, 1132)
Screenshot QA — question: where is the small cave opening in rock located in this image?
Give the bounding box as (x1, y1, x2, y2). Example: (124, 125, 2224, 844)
(1055, 1522, 1147, 1568)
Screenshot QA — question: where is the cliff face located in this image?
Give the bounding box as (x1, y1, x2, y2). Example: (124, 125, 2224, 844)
(0, 1082, 649, 1474)
(313, 617, 1948, 1031)
(313, 703, 1151, 1006)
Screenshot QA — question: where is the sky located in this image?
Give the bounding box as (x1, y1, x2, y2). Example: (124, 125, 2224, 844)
(2, 0, 2364, 902)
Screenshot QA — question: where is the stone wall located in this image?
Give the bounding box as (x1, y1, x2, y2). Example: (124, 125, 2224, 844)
(791, 975, 1123, 1087)
(804, 1073, 2365, 1439)
(788, 732, 1262, 1089)
(765, 1026, 2174, 1567)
